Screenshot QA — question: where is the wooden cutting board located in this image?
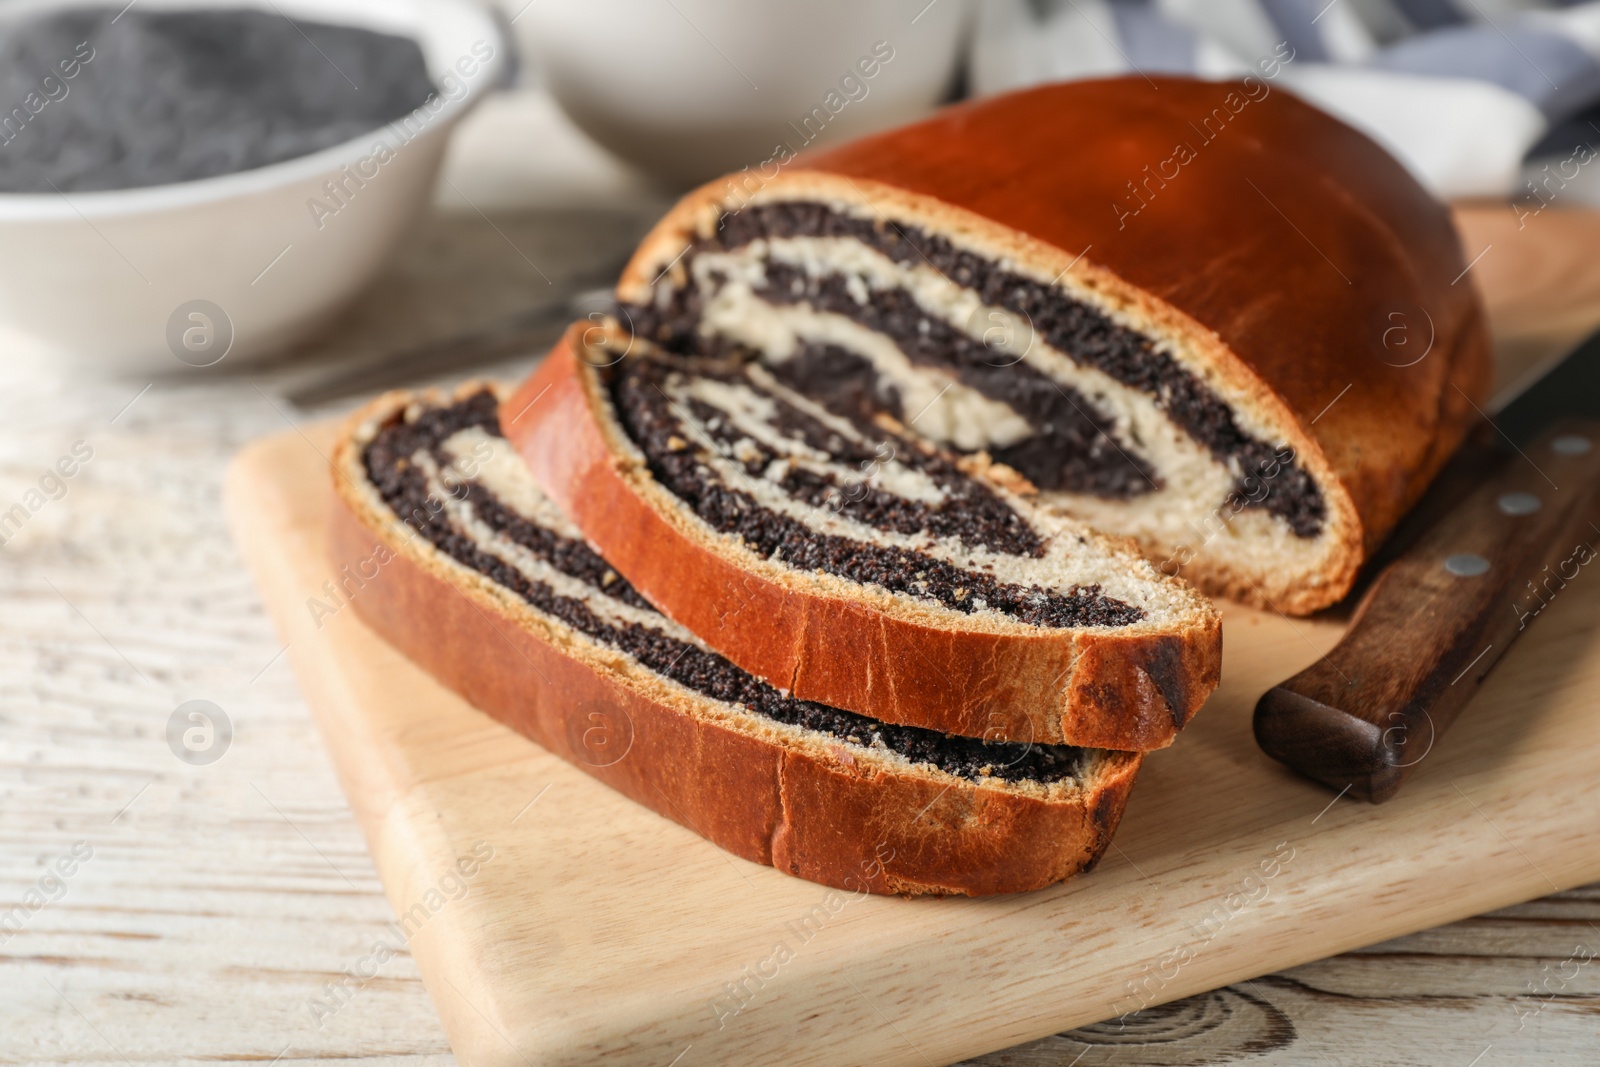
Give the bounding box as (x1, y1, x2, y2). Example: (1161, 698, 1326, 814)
(226, 415, 1600, 1067)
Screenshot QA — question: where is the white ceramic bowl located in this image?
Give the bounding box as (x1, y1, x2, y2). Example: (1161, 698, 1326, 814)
(519, 0, 971, 186)
(0, 0, 507, 377)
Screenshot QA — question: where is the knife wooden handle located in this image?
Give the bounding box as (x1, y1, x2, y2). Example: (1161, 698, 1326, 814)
(1253, 420, 1600, 802)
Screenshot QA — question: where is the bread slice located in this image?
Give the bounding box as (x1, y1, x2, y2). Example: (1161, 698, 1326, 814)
(613, 76, 1493, 615)
(505, 327, 1221, 750)
(329, 383, 1144, 896)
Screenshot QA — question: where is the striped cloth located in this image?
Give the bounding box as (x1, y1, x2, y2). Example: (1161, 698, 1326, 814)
(970, 0, 1600, 198)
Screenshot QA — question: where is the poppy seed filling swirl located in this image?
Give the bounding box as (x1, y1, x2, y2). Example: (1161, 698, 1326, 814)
(361, 389, 1097, 784)
(608, 356, 1146, 629)
(622, 199, 1327, 538)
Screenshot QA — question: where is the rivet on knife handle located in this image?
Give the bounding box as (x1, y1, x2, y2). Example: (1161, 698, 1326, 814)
(1253, 420, 1600, 803)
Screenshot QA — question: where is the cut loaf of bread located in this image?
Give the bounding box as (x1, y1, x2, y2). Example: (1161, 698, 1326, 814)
(329, 383, 1144, 896)
(505, 326, 1222, 750)
(614, 76, 1493, 615)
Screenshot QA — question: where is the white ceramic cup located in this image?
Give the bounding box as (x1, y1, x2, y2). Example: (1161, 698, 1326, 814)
(517, 0, 971, 186)
(0, 0, 508, 378)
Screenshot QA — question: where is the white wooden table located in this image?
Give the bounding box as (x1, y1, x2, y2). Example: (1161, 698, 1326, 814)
(4, 101, 1600, 1063)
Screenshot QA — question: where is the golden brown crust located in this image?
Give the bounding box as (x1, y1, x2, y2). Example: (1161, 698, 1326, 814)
(614, 76, 1493, 615)
(504, 331, 1223, 750)
(328, 385, 1143, 897)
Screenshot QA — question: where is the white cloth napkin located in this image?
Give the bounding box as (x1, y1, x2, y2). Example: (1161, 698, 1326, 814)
(970, 0, 1600, 199)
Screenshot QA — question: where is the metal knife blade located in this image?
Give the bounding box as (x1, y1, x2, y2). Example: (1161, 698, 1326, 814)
(1493, 329, 1600, 440)
(1363, 333, 1600, 577)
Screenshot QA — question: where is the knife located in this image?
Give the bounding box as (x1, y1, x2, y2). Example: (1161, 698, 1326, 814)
(1253, 328, 1600, 802)
(283, 273, 625, 409)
